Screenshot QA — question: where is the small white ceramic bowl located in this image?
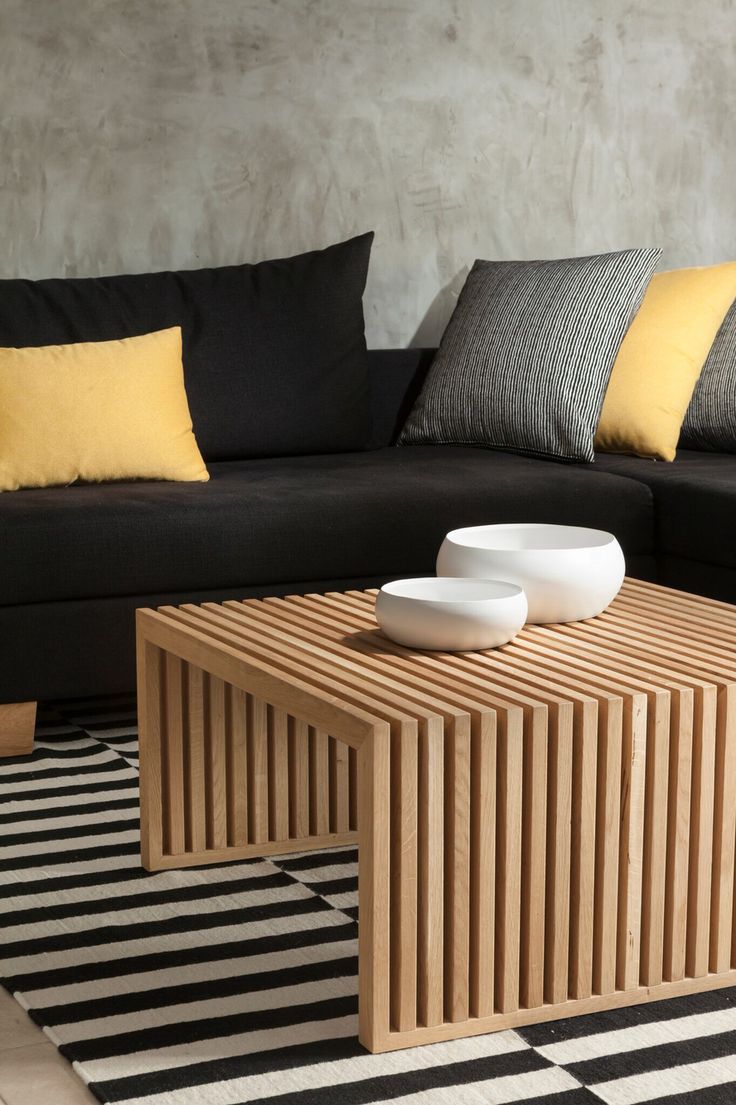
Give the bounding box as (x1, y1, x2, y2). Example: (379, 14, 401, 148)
(375, 577, 528, 651)
(436, 523, 625, 624)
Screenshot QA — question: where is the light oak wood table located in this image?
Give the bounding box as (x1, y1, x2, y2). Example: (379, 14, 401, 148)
(137, 578, 736, 1053)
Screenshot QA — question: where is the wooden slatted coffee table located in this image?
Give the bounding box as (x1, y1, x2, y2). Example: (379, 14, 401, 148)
(137, 578, 736, 1053)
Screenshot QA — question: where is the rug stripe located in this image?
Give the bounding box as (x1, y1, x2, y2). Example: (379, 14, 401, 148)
(0, 858, 280, 909)
(102, 1034, 529, 1105)
(0, 891, 331, 959)
(7, 921, 358, 994)
(276, 850, 358, 872)
(0, 880, 310, 942)
(25, 939, 359, 1011)
(0, 755, 130, 787)
(518, 989, 736, 1047)
(0, 869, 292, 924)
(0, 816, 139, 849)
(0, 802, 138, 832)
(64, 995, 359, 1065)
(536, 1006, 736, 1066)
(0, 786, 139, 819)
(55, 976, 358, 1045)
(236, 1054, 576, 1105)
(82, 1013, 361, 1083)
(0, 906, 347, 978)
(590, 1055, 736, 1104)
(566, 1028, 736, 1087)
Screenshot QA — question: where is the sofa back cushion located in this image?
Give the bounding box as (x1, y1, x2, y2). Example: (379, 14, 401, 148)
(367, 348, 436, 447)
(0, 233, 374, 461)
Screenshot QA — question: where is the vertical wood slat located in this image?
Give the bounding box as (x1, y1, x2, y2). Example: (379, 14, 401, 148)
(163, 652, 186, 856)
(309, 727, 330, 837)
(444, 717, 471, 1023)
(616, 693, 647, 993)
(687, 688, 718, 977)
(520, 710, 548, 1009)
(138, 640, 164, 870)
(495, 715, 523, 1014)
(664, 691, 693, 981)
(204, 674, 228, 851)
(184, 663, 207, 854)
(358, 724, 391, 1053)
(710, 685, 736, 972)
(390, 722, 419, 1033)
(593, 699, 623, 996)
(349, 747, 359, 830)
(330, 737, 350, 833)
(248, 694, 269, 845)
(640, 692, 673, 987)
(545, 710, 574, 1005)
(226, 684, 249, 846)
(418, 722, 445, 1028)
(268, 706, 289, 841)
(469, 712, 496, 1019)
(569, 701, 600, 1000)
(290, 717, 310, 839)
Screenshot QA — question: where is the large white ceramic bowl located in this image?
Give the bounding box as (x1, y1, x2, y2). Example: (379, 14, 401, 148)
(436, 523, 625, 624)
(375, 577, 528, 651)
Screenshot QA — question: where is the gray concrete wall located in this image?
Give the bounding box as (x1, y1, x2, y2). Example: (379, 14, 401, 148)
(2, 0, 734, 346)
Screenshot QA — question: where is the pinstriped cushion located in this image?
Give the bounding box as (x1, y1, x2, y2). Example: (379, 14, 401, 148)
(399, 249, 661, 463)
(682, 297, 736, 451)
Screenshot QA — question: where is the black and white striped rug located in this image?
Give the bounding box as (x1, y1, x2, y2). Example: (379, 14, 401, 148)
(2, 698, 736, 1104)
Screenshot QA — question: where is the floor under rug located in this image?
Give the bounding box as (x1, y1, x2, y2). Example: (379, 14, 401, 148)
(1, 698, 736, 1104)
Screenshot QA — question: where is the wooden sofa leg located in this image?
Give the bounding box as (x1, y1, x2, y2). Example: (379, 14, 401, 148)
(0, 702, 36, 757)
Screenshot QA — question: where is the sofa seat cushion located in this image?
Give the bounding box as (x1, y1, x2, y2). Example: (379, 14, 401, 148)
(0, 446, 654, 607)
(593, 450, 736, 570)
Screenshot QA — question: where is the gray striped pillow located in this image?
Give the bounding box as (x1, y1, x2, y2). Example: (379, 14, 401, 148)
(681, 298, 736, 451)
(399, 249, 661, 463)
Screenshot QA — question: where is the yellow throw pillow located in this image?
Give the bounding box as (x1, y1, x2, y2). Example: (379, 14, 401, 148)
(0, 326, 209, 491)
(595, 262, 736, 461)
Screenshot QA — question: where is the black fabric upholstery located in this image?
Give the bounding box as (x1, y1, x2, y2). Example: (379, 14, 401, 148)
(0, 446, 654, 609)
(657, 557, 736, 605)
(0, 234, 374, 461)
(4, 337, 731, 708)
(592, 451, 736, 572)
(367, 348, 435, 446)
(0, 579, 407, 702)
(0, 546, 658, 703)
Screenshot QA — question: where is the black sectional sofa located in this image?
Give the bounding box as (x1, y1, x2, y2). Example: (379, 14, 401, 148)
(3, 345, 733, 706)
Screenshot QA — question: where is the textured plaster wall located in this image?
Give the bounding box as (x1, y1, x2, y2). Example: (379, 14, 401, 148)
(1, 0, 734, 346)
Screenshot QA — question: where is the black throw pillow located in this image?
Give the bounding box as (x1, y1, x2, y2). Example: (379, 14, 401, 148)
(0, 233, 374, 461)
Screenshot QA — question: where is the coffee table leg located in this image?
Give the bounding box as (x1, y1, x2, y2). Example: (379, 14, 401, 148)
(138, 633, 359, 871)
(358, 717, 454, 1053)
(0, 702, 36, 757)
(358, 724, 392, 1052)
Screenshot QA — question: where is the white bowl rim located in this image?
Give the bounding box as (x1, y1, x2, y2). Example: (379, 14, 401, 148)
(379, 577, 524, 604)
(443, 523, 617, 552)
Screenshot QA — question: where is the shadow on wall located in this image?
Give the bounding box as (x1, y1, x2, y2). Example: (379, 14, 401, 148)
(409, 266, 469, 347)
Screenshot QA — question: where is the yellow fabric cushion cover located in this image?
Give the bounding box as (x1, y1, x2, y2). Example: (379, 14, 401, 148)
(0, 326, 208, 491)
(595, 262, 736, 461)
